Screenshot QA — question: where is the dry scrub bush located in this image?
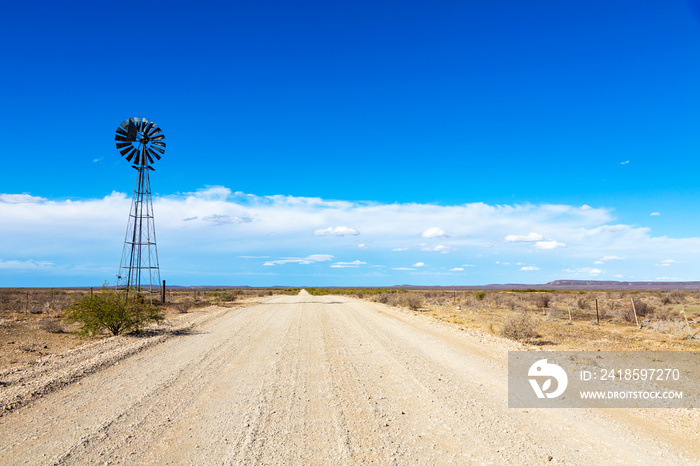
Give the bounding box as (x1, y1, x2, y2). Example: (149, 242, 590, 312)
(372, 292, 392, 305)
(174, 301, 194, 313)
(403, 293, 423, 311)
(647, 321, 696, 339)
(502, 297, 520, 311)
(500, 311, 538, 341)
(534, 294, 551, 309)
(652, 307, 681, 321)
(40, 319, 65, 334)
(614, 298, 653, 322)
(669, 290, 685, 303)
(207, 290, 238, 303)
(371, 292, 423, 310)
(632, 298, 653, 316)
(576, 297, 589, 310)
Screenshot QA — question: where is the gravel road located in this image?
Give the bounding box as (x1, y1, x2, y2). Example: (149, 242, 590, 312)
(0, 293, 697, 465)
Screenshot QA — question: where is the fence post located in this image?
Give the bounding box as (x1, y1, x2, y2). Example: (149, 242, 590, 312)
(630, 298, 640, 328)
(162, 280, 166, 303)
(682, 306, 690, 325)
(595, 299, 600, 325)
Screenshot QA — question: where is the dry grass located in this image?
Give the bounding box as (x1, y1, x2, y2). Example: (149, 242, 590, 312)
(364, 289, 700, 351)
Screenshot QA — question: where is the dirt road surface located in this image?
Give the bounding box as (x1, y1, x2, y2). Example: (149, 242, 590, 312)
(1, 293, 698, 464)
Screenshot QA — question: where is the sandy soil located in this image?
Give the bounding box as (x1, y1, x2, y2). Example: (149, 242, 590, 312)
(0, 293, 697, 464)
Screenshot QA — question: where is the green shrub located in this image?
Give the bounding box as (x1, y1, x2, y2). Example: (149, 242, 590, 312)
(64, 289, 164, 336)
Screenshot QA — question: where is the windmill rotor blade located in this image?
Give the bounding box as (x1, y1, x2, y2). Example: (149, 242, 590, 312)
(125, 148, 138, 162)
(119, 146, 133, 156)
(116, 142, 131, 150)
(151, 140, 165, 148)
(147, 147, 161, 160)
(133, 152, 141, 165)
(150, 134, 165, 140)
(146, 153, 154, 164)
(144, 122, 155, 136)
(147, 126, 161, 137)
(140, 118, 149, 132)
(116, 127, 128, 137)
(119, 121, 128, 130)
(115, 135, 131, 142)
(150, 145, 165, 155)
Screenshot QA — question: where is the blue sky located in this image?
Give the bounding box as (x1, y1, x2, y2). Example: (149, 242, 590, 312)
(3, 1, 700, 286)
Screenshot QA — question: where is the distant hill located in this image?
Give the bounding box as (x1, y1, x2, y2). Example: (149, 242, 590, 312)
(396, 280, 700, 291)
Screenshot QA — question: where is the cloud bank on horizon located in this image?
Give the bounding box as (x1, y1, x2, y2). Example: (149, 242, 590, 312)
(0, 186, 696, 286)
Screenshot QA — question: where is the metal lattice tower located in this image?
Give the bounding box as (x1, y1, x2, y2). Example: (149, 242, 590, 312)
(114, 117, 165, 301)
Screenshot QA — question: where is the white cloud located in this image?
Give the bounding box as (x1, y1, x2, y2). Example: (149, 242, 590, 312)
(412, 262, 426, 267)
(422, 227, 451, 238)
(0, 259, 55, 270)
(331, 260, 366, 268)
(506, 233, 564, 250)
(450, 267, 464, 271)
(392, 267, 414, 271)
(3, 186, 700, 285)
(305, 254, 334, 262)
(650, 212, 660, 216)
(314, 226, 360, 236)
(0, 194, 46, 204)
(461, 264, 476, 267)
(191, 186, 232, 201)
(422, 244, 453, 253)
(563, 267, 604, 276)
(602, 255, 625, 261)
(594, 255, 625, 264)
(358, 243, 367, 249)
(263, 254, 333, 266)
(621, 160, 630, 165)
(202, 214, 253, 225)
(520, 266, 540, 271)
(655, 259, 677, 267)
(505, 232, 543, 242)
(534, 240, 566, 249)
